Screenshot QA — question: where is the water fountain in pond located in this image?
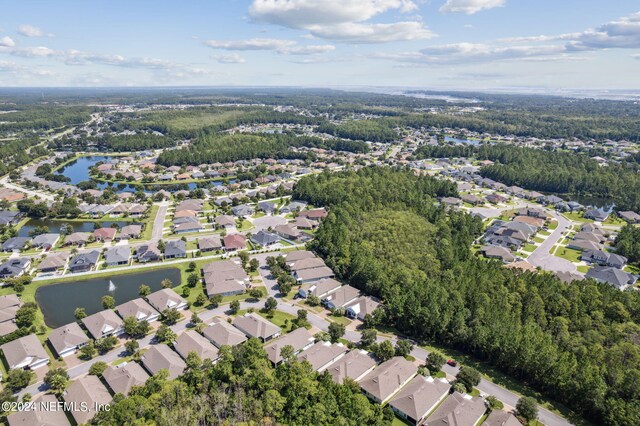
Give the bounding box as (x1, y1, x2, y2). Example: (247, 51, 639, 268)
(108, 280, 116, 292)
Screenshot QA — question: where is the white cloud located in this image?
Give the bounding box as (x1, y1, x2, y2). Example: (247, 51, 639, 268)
(10, 46, 58, 57)
(17, 24, 52, 37)
(205, 38, 296, 51)
(0, 36, 15, 48)
(214, 53, 247, 64)
(439, 0, 506, 15)
(566, 11, 640, 51)
(248, 0, 431, 43)
(0, 60, 21, 71)
(205, 38, 336, 55)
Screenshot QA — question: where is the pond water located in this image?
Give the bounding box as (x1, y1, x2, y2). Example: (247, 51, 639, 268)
(18, 219, 134, 237)
(57, 155, 235, 193)
(444, 136, 481, 146)
(35, 268, 182, 328)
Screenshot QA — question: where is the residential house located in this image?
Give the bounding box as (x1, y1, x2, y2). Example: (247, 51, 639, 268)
(102, 362, 150, 396)
(581, 249, 627, 269)
(299, 208, 328, 221)
(203, 260, 249, 297)
(64, 232, 92, 246)
(358, 356, 418, 404)
(250, 230, 280, 247)
(164, 240, 187, 259)
(258, 201, 277, 214)
(0, 257, 31, 278)
(325, 349, 377, 384)
(141, 344, 187, 379)
(274, 224, 305, 242)
(215, 215, 236, 229)
(223, 234, 247, 251)
(136, 242, 162, 263)
(586, 266, 637, 290)
(232, 313, 281, 342)
(284, 250, 316, 263)
(619, 211, 640, 224)
(584, 208, 609, 222)
(146, 289, 188, 312)
(120, 224, 142, 239)
(82, 309, 125, 339)
(174, 330, 219, 362)
(264, 327, 315, 364)
(63, 376, 112, 425)
(483, 410, 521, 426)
(345, 296, 381, 320)
(94, 227, 117, 242)
(0, 211, 21, 226)
(423, 392, 486, 426)
(460, 194, 482, 205)
(2, 237, 30, 252)
(389, 375, 451, 426)
(116, 298, 160, 323)
(294, 216, 316, 229)
(203, 318, 247, 347)
(68, 250, 100, 273)
(6, 394, 71, 426)
(480, 245, 516, 263)
(323, 285, 361, 309)
(104, 246, 131, 266)
(231, 204, 254, 217)
(0, 334, 49, 370)
(0, 295, 21, 336)
(31, 233, 60, 250)
(297, 341, 348, 372)
(48, 322, 89, 358)
(198, 235, 222, 252)
(173, 220, 203, 234)
(298, 278, 342, 299)
(36, 252, 69, 273)
(294, 266, 335, 284)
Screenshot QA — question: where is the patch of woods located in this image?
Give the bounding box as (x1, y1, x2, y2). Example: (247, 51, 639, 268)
(293, 167, 640, 426)
(415, 143, 640, 212)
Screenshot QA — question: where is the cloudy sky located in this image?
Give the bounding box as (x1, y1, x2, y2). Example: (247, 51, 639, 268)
(0, 0, 639, 90)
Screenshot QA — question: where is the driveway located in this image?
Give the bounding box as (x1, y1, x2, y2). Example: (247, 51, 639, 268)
(526, 208, 577, 274)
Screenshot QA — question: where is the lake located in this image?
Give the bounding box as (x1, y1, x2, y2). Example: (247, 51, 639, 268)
(56, 156, 113, 184)
(35, 268, 182, 328)
(18, 219, 134, 237)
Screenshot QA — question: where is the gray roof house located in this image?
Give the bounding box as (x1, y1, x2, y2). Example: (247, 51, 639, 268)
(104, 246, 131, 266)
(48, 322, 89, 358)
(7, 393, 71, 426)
(164, 239, 187, 259)
(68, 250, 100, 273)
(231, 204, 255, 217)
(483, 410, 522, 426)
(82, 309, 125, 339)
(232, 313, 281, 342)
(389, 375, 451, 426)
(36, 252, 69, 272)
(2, 237, 30, 252)
(136, 242, 162, 263)
(31, 233, 60, 249)
(141, 344, 186, 380)
(294, 266, 335, 284)
(298, 278, 342, 299)
(358, 356, 418, 404)
(345, 296, 381, 320)
(0, 257, 31, 278)
(1, 334, 49, 370)
(250, 230, 280, 247)
(586, 266, 637, 290)
(297, 341, 348, 372)
(102, 362, 150, 396)
(322, 285, 360, 310)
(257, 201, 277, 214)
(0, 295, 21, 337)
(120, 224, 143, 239)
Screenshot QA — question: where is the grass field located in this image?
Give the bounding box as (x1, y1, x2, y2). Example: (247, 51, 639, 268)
(139, 108, 256, 132)
(554, 247, 582, 263)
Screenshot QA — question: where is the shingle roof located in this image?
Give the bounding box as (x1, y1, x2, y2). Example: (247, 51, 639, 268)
(103, 362, 150, 396)
(64, 375, 112, 425)
(48, 322, 89, 357)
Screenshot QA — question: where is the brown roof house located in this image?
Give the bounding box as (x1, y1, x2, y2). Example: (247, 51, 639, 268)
(63, 375, 112, 425)
(116, 298, 161, 323)
(174, 330, 220, 362)
(48, 322, 90, 358)
(423, 392, 487, 426)
(82, 309, 125, 339)
(103, 362, 150, 396)
(142, 344, 187, 380)
(297, 341, 348, 372)
(325, 349, 377, 384)
(358, 356, 417, 404)
(1, 334, 49, 370)
(264, 327, 315, 364)
(146, 288, 188, 312)
(7, 393, 71, 426)
(202, 318, 247, 348)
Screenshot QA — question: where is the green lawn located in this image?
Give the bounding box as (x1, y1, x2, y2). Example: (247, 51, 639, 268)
(563, 212, 593, 223)
(603, 215, 626, 226)
(521, 244, 537, 253)
(555, 247, 582, 263)
(328, 315, 352, 326)
(538, 230, 551, 236)
(532, 237, 544, 243)
(577, 265, 590, 273)
(547, 220, 558, 230)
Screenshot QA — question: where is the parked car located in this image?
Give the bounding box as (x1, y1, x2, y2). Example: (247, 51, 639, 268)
(446, 359, 457, 367)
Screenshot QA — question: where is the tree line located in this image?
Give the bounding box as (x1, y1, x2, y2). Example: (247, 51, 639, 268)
(293, 167, 640, 426)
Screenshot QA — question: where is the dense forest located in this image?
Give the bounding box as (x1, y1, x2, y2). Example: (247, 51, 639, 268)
(90, 338, 388, 425)
(613, 225, 640, 267)
(51, 133, 177, 152)
(0, 138, 48, 177)
(414, 144, 640, 211)
(156, 133, 368, 166)
(293, 167, 640, 426)
(0, 105, 93, 134)
(317, 119, 398, 143)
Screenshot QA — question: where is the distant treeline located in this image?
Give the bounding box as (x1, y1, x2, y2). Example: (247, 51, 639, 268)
(414, 144, 640, 211)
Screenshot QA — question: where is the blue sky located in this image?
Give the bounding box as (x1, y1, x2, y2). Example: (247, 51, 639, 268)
(0, 0, 639, 90)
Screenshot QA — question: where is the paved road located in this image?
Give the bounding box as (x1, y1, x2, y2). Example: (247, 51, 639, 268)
(151, 203, 169, 241)
(526, 209, 577, 274)
(0, 175, 55, 201)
